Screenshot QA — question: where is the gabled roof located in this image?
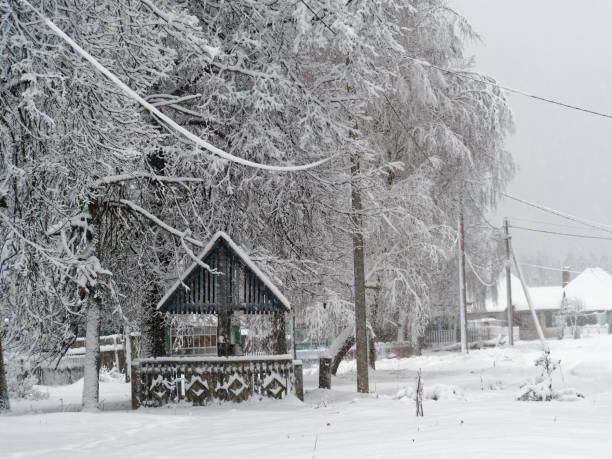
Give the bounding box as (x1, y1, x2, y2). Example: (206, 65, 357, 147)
(156, 231, 290, 311)
(484, 273, 563, 312)
(564, 267, 612, 311)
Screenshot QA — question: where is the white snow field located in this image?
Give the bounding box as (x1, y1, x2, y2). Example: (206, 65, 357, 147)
(2, 336, 612, 458)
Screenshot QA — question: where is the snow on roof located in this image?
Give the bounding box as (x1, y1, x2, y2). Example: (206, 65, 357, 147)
(484, 273, 563, 313)
(156, 231, 291, 311)
(564, 268, 612, 312)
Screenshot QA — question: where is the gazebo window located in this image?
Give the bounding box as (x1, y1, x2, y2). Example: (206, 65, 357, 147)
(170, 325, 217, 356)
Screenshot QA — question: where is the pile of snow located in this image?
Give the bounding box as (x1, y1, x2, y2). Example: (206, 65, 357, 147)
(4, 336, 612, 457)
(98, 366, 125, 383)
(516, 381, 584, 402)
(394, 384, 466, 401)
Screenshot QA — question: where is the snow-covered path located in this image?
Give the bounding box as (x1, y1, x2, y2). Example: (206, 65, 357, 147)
(2, 337, 612, 458)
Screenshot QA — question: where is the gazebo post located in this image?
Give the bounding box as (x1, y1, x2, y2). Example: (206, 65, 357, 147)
(217, 242, 232, 356)
(272, 312, 287, 354)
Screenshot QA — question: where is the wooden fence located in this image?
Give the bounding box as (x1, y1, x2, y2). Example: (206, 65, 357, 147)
(132, 355, 297, 407)
(425, 328, 456, 349)
(36, 334, 139, 386)
(425, 326, 519, 349)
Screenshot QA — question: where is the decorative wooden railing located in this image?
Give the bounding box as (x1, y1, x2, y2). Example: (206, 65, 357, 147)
(131, 355, 300, 408)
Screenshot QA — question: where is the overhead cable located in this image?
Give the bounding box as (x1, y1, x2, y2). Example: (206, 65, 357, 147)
(509, 216, 603, 232)
(519, 262, 582, 274)
(504, 193, 612, 235)
(465, 254, 497, 287)
(510, 225, 612, 241)
(403, 55, 612, 121)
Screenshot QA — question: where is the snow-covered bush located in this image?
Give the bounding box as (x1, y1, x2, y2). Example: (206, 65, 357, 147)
(99, 365, 125, 384)
(516, 351, 584, 402)
(5, 353, 48, 400)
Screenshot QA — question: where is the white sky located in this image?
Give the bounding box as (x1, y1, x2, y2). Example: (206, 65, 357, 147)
(450, 0, 612, 267)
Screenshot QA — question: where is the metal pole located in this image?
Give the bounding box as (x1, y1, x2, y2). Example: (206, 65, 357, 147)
(458, 211, 468, 354)
(504, 218, 514, 345)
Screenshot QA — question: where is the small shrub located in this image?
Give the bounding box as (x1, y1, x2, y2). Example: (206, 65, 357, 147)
(516, 350, 583, 402)
(5, 353, 47, 400)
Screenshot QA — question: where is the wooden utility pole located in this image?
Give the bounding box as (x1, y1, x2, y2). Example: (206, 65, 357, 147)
(511, 246, 548, 350)
(351, 154, 369, 393)
(458, 211, 468, 354)
(504, 218, 514, 345)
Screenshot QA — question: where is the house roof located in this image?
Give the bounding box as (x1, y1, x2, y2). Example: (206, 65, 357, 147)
(484, 273, 563, 313)
(156, 231, 291, 312)
(564, 267, 612, 312)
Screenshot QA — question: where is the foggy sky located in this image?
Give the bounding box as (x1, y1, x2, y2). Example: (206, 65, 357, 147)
(450, 0, 612, 270)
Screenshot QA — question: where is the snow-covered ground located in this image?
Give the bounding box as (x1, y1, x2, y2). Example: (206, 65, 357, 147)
(2, 336, 612, 458)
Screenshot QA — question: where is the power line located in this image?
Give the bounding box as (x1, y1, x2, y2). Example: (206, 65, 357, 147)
(301, 1, 612, 124)
(464, 254, 497, 287)
(519, 262, 582, 274)
(509, 216, 606, 232)
(510, 225, 612, 241)
(298, 0, 336, 34)
(504, 193, 612, 235)
(403, 55, 612, 121)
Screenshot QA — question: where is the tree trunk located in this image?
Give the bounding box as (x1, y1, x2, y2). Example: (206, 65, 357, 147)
(397, 310, 408, 343)
(350, 155, 369, 393)
(368, 334, 376, 370)
(124, 329, 132, 383)
(0, 334, 9, 413)
(141, 151, 169, 358)
(142, 285, 167, 358)
(412, 320, 423, 356)
(82, 294, 101, 411)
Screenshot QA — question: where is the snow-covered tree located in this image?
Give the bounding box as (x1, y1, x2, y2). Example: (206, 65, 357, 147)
(2, 0, 323, 409)
(557, 296, 584, 339)
(0, 0, 515, 405)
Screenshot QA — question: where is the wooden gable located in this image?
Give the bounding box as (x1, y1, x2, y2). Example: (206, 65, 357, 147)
(156, 232, 290, 315)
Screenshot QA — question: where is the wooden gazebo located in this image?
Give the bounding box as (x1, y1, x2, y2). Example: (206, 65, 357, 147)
(131, 232, 303, 407)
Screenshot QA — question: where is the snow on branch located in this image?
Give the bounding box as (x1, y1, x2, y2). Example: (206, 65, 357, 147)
(23, 0, 335, 173)
(92, 172, 204, 188)
(147, 94, 201, 107)
(118, 199, 204, 248)
(180, 233, 215, 273)
(45, 212, 91, 237)
(0, 212, 79, 284)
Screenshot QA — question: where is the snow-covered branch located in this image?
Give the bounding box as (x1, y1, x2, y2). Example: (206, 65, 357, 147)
(118, 199, 205, 248)
(22, 0, 336, 173)
(92, 172, 204, 188)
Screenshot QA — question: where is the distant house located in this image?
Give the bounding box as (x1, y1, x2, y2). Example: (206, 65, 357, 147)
(469, 267, 612, 340)
(563, 267, 612, 326)
(469, 273, 564, 340)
